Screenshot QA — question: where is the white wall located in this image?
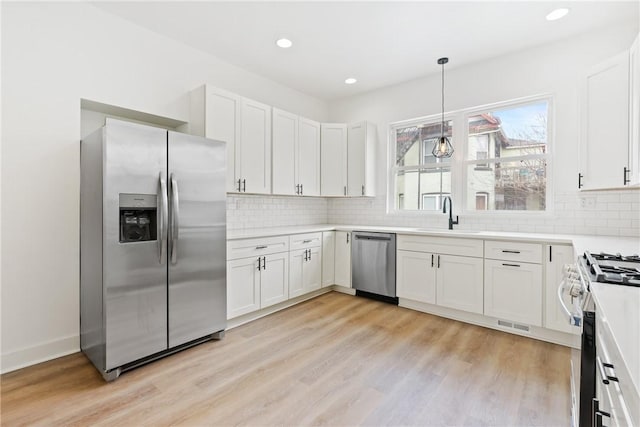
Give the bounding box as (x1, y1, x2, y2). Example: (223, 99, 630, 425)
(0, 2, 329, 373)
(326, 24, 640, 236)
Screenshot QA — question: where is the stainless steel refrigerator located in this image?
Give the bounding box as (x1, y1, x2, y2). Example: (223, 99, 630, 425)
(80, 118, 226, 381)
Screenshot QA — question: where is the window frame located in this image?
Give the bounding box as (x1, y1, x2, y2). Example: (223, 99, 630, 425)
(387, 94, 554, 217)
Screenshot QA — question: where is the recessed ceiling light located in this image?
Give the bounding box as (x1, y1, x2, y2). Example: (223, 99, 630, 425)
(546, 8, 569, 21)
(345, 78, 357, 85)
(276, 38, 293, 49)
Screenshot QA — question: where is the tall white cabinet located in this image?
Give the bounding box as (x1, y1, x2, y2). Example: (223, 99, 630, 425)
(321, 124, 348, 196)
(240, 98, 272, 194)
(347, 121, 376, 197)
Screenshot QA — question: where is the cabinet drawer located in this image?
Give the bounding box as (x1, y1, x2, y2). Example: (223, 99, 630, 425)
(227, 235, 289, 260)
(289, 232, 322, 250)
(397, 234, 483, 258)
(484, 240, 542, 264)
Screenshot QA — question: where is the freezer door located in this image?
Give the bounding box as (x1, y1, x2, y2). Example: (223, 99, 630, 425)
(103, 119, 168, 370)
(168, 131, 226, 347)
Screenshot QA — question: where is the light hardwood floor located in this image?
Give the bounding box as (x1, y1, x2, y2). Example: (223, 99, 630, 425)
(1, 292, 570, 426)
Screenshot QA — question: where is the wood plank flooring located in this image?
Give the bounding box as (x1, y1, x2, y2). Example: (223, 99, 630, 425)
(1, 292, 570, 426)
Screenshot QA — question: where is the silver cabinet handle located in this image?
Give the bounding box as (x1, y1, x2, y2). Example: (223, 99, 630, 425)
(361, 185, 365, 196)
(308, 249, 312, 260)
(295, 184, 300, 195)
(502, 263, 521, 267)
(158, 172, 168, 264)
(346, 233, 349, 244)
(502, 250, 521, 254)
(437, 255, 440, 268)
(431, 254, 434, 267)
(262, 256, 266, 270)
(597, 356, 618, 384)
(304, 249, 308, 261)
(237, 179, 242, 192)
(170, 173, 179, 265)
(302, 239, 312, 244)
(255, 245, 267, 250)
(242, 179, 246, 192)
(257, 257, 262, 271)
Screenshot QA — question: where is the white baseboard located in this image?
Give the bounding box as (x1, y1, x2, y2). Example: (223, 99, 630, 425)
(399, 298, 580, 349)
(1, 334, 79, 374)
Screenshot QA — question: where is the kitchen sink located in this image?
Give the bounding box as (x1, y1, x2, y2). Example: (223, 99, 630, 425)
(411, 228, 483, 234)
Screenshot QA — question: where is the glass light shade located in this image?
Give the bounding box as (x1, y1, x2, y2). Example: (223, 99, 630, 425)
(432, 136, 454, 158)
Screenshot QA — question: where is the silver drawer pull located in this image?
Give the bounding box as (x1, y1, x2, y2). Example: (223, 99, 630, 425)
(597, 357, 618, 384)
(502, 263, 520, 267)
(302, 239, 312, 244)
(502, 250, 521, 254)
(255, 245, 267, 250)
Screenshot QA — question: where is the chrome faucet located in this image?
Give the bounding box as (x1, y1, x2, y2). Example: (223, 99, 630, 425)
(442, 196, 459, 230)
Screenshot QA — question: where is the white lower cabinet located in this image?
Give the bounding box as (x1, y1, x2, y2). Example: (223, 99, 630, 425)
(436, 254, 484, 315)
(227, 252, 289, 319)
(484, 259, 542, 326)
(289, 247, 322, 298)
(334, 231, 352, 288)
(545, 244, 578, 334)
(396, 250, 436, 304)
(261, 252, 290, 309)
(227, 257, 261, 319)
(321, 231, 335, 287)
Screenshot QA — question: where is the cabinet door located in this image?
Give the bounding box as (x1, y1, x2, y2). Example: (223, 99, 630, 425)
(289, 249, 305, 299)
(334, 231, 351, 287)
(298, 118, 321, 196)
(272, 108, 298, 195)
(630, 35, 640, 186)
(261, 252, 289, 308)
(322, 231, 335, 287)
(321, 124, 348, 196)
(303, 246, 322, 293)
(484, 259, 542, 326)
(347, 121, 366, 196)
(544, 245, 578, 334)
(581, 52, 630, 189)
(205, 87, 241, 192)
(436, 255, 483, 314)
(240, 98, 272, 194)
(227, 257, 260, 319)
(397, 250, 436, 304)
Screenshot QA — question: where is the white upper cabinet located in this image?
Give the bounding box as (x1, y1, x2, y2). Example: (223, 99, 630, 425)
(272, 108, 298, 195)
(240, 98, 272, 194)
(190, 86, 241, 193)
(321, 123, 348, 196)
(190, 85, 271, 194)
(347, 121, 376, 197)
(272, 110, 321, 196)
(629, 34, 640, 186)
(297, 118, 321, 196)
(580, 50, 631, 189)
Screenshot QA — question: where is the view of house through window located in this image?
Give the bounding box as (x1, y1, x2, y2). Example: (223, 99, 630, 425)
(395, 120, 452, 210)
(391, 98, 550, 213)
(465, 100, 548, 211)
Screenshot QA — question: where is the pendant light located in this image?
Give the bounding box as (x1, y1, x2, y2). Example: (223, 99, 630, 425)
(432, 57, 454, 158)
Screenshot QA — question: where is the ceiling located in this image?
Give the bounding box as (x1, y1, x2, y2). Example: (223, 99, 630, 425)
(93, 1, 639, 101)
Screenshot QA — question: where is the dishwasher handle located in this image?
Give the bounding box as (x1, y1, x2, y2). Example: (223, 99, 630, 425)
(355, 235, 392, 241)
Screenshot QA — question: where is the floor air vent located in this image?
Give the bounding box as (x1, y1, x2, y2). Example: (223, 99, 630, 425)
(497, 319, 530, 333)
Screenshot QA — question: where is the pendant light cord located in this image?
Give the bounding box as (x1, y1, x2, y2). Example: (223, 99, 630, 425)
(441, 61, 445, 136)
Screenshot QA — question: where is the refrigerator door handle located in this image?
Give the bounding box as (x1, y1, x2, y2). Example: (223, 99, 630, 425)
(158, 172, 169, 264)
(170, 173, 180, 264)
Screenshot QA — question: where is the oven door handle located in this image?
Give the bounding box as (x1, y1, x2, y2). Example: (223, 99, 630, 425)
(557, 279, 581, 327)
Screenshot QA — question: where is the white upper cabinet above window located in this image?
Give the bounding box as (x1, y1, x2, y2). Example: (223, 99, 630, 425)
(580, 34, 640, 190)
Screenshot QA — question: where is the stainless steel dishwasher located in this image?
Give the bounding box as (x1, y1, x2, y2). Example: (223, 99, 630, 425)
(351, 231, 397, 304)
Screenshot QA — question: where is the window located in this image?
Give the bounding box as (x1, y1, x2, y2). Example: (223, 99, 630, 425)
(393, 119, 452, 211)
(464, 100, 548, 211)
(390, 96, 551, 214)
